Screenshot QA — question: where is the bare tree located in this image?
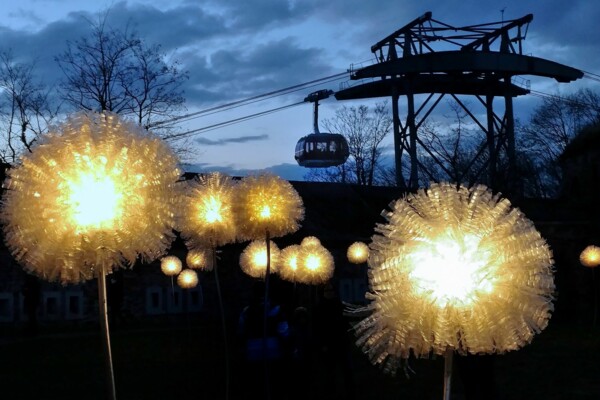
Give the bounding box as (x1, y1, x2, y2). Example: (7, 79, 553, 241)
(0, 51, 59, 164)
(55, 11, 188, 141)
(305, 102, 392, 186)
(518, 88, 600, 197)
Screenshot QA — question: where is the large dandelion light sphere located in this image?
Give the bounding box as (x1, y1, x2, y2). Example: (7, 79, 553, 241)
(240, 240, 281, 279)
(235, 173, 304, 240)
(179, 172, 238, 248)
(0, 111, 181, 284)
(354, 182, 555, 374)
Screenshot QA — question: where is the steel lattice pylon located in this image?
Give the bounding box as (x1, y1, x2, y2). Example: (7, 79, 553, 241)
(335, 12, 583, 194)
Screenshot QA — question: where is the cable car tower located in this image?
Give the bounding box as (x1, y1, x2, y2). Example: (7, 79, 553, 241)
(295, 89, 349, 168)
(335, 11, 583, 194)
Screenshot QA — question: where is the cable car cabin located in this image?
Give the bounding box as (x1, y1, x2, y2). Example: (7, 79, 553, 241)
(295, 133, 349, 168)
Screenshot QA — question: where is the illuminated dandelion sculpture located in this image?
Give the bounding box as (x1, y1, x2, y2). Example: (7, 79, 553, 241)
(353, 182, 554, 399)
(186, 247, 213, 271)
(301, 236, 321, 247)
(177, 171, 239, 400)
(240, 240, 281, 279)
(161, 255, 183, 276)
(296, 241, 335, 285)
(580, 245, 600, 268)
(347, 241, 369, 264)
(177, 269, 199, 289)
(580, 245, 600, 327)
(279, 245, 302, 282)
(0, 111, 181, 400)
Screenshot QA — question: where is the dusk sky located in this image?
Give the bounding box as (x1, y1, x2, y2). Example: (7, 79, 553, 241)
(2, 0, 599, 180)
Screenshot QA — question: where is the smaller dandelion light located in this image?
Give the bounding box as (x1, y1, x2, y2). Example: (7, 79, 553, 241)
(177, 269, 199, 289)
(580, 245, 600, 268)
(279, 244, 302, 282)
(161, 255, 182, 276)
(347, 241, 369, 264)
(186, 248, 214, 271)
(301, 236, 321, 247)
(240, 240, 281, 279)
(296, 243, 334, 285)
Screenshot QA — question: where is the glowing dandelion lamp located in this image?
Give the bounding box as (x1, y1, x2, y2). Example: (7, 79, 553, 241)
(177, 171, 239, 400)
(296, 240, 335, 285)
(186, 247, 213, 271)
(177, 269, 199, 289)
(347, 241, 369, 264)
(353, 183, 555, 400)
(0, 111, 181, 400)
(580, 245, 600, 327)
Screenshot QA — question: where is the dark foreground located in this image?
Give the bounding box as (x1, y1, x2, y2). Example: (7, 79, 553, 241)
(0, 314, 599, 400)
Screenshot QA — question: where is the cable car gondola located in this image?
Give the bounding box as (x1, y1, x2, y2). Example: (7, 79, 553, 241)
(295, 90, 349, 168)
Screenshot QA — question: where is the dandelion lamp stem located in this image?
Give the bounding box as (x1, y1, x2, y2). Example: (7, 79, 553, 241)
(263, 229, 272, 400)
(443, 347, 453, 400)
(98, 262, 117, 400)
(212, 245, 230, 400)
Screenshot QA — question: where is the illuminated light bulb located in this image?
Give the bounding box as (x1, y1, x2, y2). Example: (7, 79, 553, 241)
(68, 173, 122, 228)
(352, 182, 555, 375)
(260, 205, 271, 219)
(177, 269, 199, 289)
(161, 256, 182, 276)
(347, 241, 369, 264)
(580, 245, 600, 268)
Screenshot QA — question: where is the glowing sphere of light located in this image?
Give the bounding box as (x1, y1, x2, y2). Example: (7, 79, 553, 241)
(178, 172, 238, 248)
(177, 269, 199, 289)
(240, 240, 281, 278)
(0, 111, 181, 284)
(296, 243, 334, 285)
(161, 255, 182, 276)
(235, 173, 304, 240)
(279, 245, 302, 282)
(353, 182, 555, 374)
(301, 236, 321, 247)
(347, 241, 369, 264)
(186, 248, 213, 271)
(580, 245, 600, 268)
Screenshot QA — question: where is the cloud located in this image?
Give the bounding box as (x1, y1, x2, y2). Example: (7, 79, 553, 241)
(194, 134, 269, 146)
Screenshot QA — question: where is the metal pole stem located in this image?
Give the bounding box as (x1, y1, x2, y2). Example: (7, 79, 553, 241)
(443, 347, 453, 400)
(263, 230, 272, 400)
(213, 246, 230, 400)
(98, 263, 117, 400)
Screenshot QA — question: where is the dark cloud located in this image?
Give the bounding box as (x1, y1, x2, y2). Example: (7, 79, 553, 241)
(194, 134, 269, 146)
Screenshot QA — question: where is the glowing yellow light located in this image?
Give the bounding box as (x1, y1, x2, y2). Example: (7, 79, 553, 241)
(235, 173, 304, 241)
(186, 248, 213, 271)
(279, 245, 301, 282)
(580, 245, 600, 268)
(301, 236, 321, 247)
(177, 269, 199, 289)
(0, 111, 181, 284)
(260, 205, 271, 219)
(409, 233, 495, 307)
(67, 173, 122, 228)
(352, 182, 555, 374)
(178, 172, 237, 249)
(239, 240, 281, 278)
(347, 241, 369, 264)
(161, 255, 182, 276)
(296, 243, 334, 285)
